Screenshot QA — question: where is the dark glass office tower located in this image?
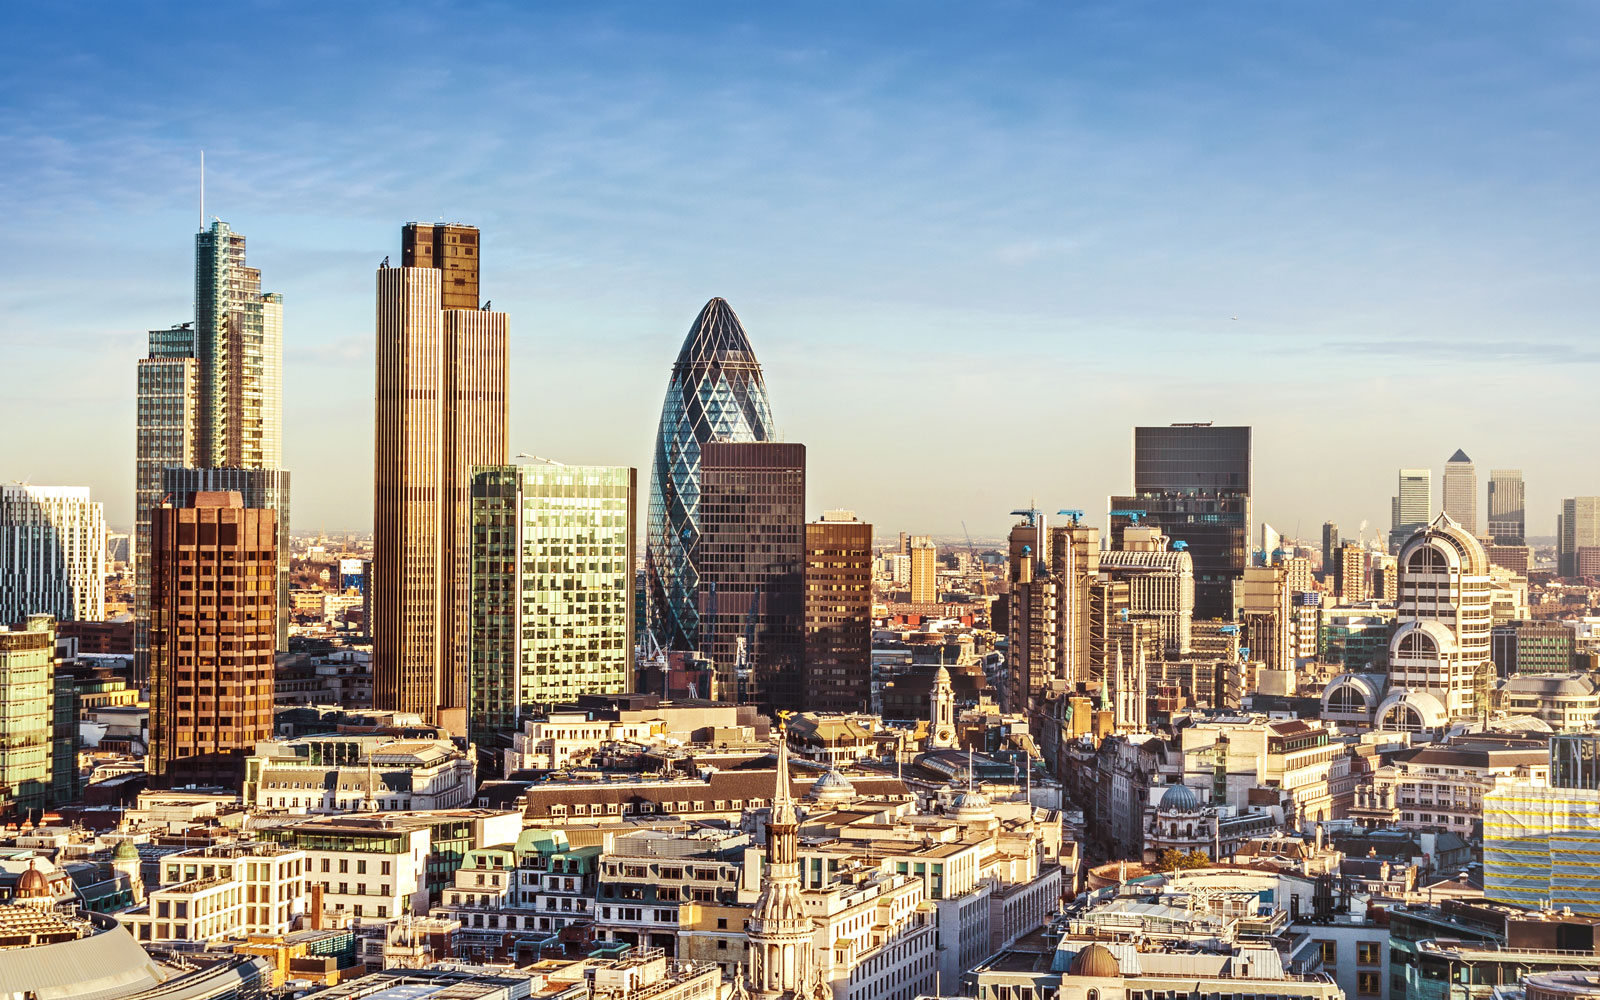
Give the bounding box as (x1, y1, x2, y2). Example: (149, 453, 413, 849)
(803, 512, 873, 714)
(697, 441, 804, 709)
(1111, 424, 1251, 620)
(645, 299, 777, 655)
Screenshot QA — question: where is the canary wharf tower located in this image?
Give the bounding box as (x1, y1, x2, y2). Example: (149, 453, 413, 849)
(646, 298, 777, 655)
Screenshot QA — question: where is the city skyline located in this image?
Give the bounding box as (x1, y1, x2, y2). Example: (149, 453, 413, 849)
(5, 5, 1600, 539)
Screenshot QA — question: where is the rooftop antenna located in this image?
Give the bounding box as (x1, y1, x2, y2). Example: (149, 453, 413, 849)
(199, 150, 204, 232)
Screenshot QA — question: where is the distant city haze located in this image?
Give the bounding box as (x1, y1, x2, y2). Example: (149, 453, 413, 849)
(4, 5, 1599, 539)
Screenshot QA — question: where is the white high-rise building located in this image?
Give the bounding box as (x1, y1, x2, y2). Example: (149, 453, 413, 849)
(1389, 468, 1432, 551)
(1442, 449, 1478, 536)
(1488, 469, 1526, 544)
(0, 484, 106, 622)
(1374, 512, 1494, 728)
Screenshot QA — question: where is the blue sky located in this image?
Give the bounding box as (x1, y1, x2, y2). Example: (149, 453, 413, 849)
(3, 2, 1598, 541)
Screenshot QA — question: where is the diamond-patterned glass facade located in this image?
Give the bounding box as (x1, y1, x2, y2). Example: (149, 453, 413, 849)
(646, 298, 776, 653)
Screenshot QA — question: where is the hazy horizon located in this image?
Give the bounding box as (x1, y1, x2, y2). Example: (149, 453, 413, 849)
(5, 4, 1599, 541)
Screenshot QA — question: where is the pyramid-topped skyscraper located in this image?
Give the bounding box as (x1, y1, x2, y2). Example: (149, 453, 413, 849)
(646, 298, 777, 655)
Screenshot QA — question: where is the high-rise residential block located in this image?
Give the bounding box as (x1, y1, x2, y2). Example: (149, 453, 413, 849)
(908, 535, 938, 604)
(147, 492, 276, 785)
(1441, 449, 1477, 536)
(194, 221, 283, 470)
(697, 441, 805, 709)
(1111, 424, 1251, 620)
(0, 615, 59, 816)
(1559, 498, 1600, 578)
(646, 299, 777, 656)
(163, 467, 291, 650)
(469, 463, 636, 742)
(373, 227, 509, 725)
(803, 511, 873, 714)
(0, 485, 105, 624)
(1389, 469, 1432, 551)
(1488, 469, 1526, 545)
(1335, 543, 1367, 604)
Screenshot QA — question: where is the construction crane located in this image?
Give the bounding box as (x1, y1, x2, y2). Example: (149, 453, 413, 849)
(1056, 509, 1085, 526)
(961, 521, 987, 598)
(1108, 508, 1149, 525)
(1009, 507, 1044, 526)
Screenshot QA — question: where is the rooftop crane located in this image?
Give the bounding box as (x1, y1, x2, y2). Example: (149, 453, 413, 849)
(961, 521, 987, 599)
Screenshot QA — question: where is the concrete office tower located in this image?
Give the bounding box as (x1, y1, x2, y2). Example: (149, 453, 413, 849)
(162, 467, 291, 650)
(373, 225, 509, 725)
(1242, 564, 1291, 674)
(908, 535, 938, 604)
(147, 492, 276, 785)
(1111, 424, 1250, 620)
(0, 485, 105, 623)
(1003, 514, 1102, 717)
(0, 616, 59, 815)
(645, 299, 777, 655)
(468, 463, 636, 742)
(1377, 513, 1494, 728)
(1389, 469, 1432, 551)
(1442, 450, 1478, 536)
(803, 510, 873, 714)
(194, 221, 283, 470)
(1099, 525, 1194, 655)
(696, 442, 805, 709)
(1558, 498, 1600, 578)
(1320, 521, 1339, 577)
(1488, 470, 1526, 545)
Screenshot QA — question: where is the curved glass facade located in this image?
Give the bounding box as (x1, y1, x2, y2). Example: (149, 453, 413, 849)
(646, 298, 776, 653)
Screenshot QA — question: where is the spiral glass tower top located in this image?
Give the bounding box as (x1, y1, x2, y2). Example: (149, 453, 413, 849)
(646, 298, 776, 654)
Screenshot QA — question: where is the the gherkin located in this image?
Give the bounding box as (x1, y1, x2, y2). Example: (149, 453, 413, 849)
(646, 298, 776, 653)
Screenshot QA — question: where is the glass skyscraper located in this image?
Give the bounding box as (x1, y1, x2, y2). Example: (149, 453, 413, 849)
(1111, 424, 1251, 620)
(645, 298, 777, 654)
(470, 463, 636, 743)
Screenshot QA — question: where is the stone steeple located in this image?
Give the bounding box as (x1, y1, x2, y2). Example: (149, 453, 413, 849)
(747, 719, 828, 1000)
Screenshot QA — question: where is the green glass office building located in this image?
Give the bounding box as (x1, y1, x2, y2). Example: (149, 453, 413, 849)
(470, 464, 636, 744)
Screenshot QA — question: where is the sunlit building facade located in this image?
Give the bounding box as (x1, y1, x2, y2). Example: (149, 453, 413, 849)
(469, 463, 636, 742)
(645, 297, 777, 655)
(0, 485, 105, 624)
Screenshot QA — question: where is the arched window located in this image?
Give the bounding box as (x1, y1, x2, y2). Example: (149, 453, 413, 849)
(1397, 631, 1437, 658)
(1329, 685, 1369, 714)
(1382, 704, 1424, 733)
(1408, 546, 1448, 574)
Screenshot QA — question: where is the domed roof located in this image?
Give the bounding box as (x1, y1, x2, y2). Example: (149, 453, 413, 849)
(949, 789, 993, 821)
(15, 861, 49, 899)
(112, 840, 139, 862)
(809, 769, 857, 803)
(1068, 943, 1120, 978)
(1159, 783, 1201, 813)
